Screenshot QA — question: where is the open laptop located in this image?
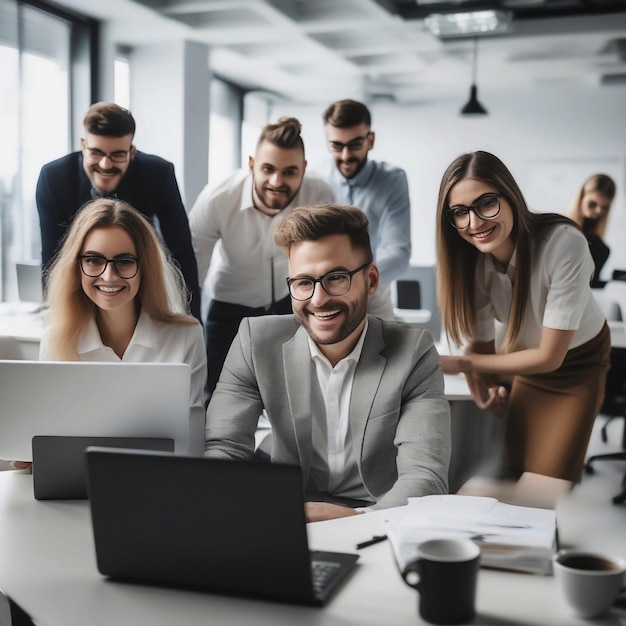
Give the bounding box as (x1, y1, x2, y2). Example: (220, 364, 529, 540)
(85, 448, 359, 606)
(32, 435, 174, 500)
(0, 361, 192, 461)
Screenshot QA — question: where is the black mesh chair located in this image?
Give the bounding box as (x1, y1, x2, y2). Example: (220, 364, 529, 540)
(584, 345, 626, 505)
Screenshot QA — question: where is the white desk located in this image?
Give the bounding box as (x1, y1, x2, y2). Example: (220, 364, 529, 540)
(0, 466, 625, 626)
(393, 308, 432, 325)
(0, 305, 44, 359)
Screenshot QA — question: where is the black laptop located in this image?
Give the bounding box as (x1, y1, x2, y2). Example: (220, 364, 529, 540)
(84, 448, 359, 606)
(32, 435, 174, 500)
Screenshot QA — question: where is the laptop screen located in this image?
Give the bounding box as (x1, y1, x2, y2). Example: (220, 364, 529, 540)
(0, 360, 191, 460)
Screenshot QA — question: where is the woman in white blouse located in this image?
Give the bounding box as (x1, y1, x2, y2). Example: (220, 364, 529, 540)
(436, 151, 610, 506)
(40, 198, 207, 453)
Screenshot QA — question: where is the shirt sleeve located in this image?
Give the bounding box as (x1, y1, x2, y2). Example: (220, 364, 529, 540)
(189, 185, 222, 287)
(542, 226, 595, 330)
(35, 166, 66, 270)
(152, 162, 202, 321)
(373, 169, 411, 283)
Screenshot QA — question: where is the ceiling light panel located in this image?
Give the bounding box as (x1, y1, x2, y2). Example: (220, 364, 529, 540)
(425, 10, 513, 38)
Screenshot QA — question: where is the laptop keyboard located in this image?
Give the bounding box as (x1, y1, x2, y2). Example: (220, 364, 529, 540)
(310, 559, 341, 595)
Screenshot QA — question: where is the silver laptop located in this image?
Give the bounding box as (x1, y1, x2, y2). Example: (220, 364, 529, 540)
(16, 262, 43, 304)
(85, 448, 359, 606)
(0, 361, 192, 461)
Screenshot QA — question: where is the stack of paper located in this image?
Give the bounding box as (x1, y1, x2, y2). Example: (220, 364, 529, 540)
(384, 495, 557, 575)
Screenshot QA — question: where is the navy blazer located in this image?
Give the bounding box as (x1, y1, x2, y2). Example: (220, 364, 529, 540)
(36, 150, 201, 320)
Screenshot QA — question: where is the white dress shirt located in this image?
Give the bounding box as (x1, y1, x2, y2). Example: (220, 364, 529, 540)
(308, 321, 370, 502)
(39, 311, 208, 455)
(474, 224, 606, 350)
(189, 169, 335, 308)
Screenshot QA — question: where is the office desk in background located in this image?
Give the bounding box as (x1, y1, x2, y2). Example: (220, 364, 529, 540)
(0, 304, 43, 360)
(0, 465, 625, 626)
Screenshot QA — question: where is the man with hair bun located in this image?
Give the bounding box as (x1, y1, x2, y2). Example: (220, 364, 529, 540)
(190, 116, 334, 394)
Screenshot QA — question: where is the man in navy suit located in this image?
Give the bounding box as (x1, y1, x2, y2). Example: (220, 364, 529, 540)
(36, 102, 201, 320)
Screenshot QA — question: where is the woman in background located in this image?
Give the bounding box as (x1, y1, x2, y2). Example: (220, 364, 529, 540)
(436, 151, 610, 507)
(40, 198, 207, 453)
(569, 173, 616, 288)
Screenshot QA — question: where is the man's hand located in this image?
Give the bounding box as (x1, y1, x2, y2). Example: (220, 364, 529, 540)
(304, 502, 360, 523)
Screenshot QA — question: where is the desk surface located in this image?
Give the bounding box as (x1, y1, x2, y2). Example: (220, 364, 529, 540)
(0, 463, 625, 626)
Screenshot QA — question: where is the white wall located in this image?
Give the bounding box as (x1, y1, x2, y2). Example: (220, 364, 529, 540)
(268, 84, 626, 281)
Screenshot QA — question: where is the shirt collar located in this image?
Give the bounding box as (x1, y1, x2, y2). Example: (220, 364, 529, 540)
(307, 318, 368, 367)
(331, 158, 376, 188)
(239, 171, 303, 216)
(483, 247, 517, 281)
(77, 309, 155, 355)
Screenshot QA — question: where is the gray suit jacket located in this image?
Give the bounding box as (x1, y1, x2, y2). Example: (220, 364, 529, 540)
(205, 315, 451, 510)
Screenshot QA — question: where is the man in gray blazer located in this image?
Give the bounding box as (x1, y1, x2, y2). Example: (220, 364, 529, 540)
(205, 204, 450, 522)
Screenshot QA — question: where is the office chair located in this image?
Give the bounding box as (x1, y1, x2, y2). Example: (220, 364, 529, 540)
(396, 279, 421, 310)
(584, 344, 626, 505)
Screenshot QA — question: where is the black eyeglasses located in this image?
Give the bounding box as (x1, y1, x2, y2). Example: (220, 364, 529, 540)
(286, 262, 370, 301)
(446, 194, 502, 230)
(328, 132, 372, 153)
(79, 254, 139, 279)
(82, 142, 132, 163)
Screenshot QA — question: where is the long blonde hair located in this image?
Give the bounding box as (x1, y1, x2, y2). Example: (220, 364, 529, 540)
(45, 198, 197, 360)
(569, 173, 616, 238)
(436, 151, 576, 351)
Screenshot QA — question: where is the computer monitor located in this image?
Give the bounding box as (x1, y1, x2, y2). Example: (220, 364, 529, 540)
(16, 262, 43, 304)
(0, 360, 191, 461)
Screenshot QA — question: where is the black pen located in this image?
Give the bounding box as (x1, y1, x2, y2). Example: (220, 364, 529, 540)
(356, 534, 388, 550)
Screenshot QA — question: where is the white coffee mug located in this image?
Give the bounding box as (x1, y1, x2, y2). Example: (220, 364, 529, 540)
(553, 549, 626, 618)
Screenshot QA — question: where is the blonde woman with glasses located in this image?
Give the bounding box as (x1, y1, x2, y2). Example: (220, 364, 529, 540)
(39, 198, 207, 453)
(436, 151, 610, 507)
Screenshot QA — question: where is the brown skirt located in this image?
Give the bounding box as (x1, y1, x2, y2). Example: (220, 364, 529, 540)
(502, 323, 611, 482)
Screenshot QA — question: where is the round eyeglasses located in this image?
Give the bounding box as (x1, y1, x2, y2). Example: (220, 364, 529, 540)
(446, 194, 502, 230)
(286, 262, 370, 301)
(79, 255, 139, 279)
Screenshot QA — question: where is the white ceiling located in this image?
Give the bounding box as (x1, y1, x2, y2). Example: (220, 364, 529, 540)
(51, 0, 626, 105)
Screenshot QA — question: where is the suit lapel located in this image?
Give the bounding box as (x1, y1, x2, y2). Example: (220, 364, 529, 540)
(349, 317, 387, 462)
(283, 326, 314, 474)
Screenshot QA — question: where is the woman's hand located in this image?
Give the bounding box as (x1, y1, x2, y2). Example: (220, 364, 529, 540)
(439, 355, 471, 375)
(464, 371, 509, 415)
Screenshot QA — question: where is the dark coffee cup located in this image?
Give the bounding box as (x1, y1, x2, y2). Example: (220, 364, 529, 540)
(401, 538, 480, 625)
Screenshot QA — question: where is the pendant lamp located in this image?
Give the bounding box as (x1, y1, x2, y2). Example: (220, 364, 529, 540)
(461, 38, 488, 116)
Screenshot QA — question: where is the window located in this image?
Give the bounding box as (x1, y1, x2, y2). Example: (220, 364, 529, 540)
(208, 77, 243, 185)
(0, 0, 93, 301)
(115, 46, 131, 110)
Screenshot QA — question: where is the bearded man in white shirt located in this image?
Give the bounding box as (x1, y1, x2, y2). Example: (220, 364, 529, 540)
(189, 117, 334, 394)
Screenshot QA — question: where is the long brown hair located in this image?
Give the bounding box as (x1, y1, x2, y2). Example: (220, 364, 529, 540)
(45, 198, 196, 360)
(436, 151, 576, 350)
